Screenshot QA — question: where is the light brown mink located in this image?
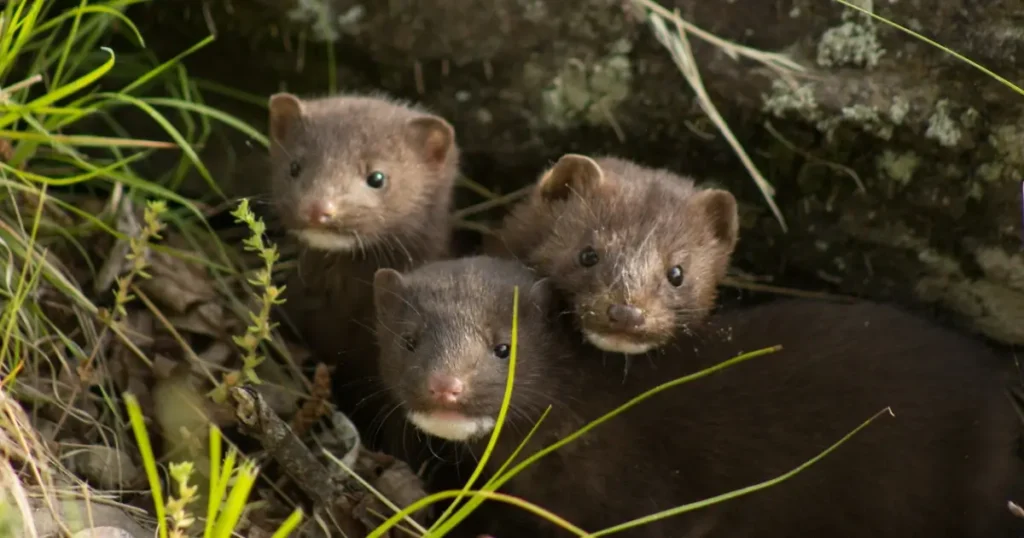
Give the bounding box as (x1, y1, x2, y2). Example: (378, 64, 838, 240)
(496, 154, 739, 356)
(266, 92, 459, 452)
(372, 255, 1022, 538)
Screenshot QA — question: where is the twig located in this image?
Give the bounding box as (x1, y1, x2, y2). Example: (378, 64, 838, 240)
(763, 120, 865, 193)
(0, 74, 43, 100)
(452, 185, 533, 220)
(720, 275, 857, 303)
(632, 0, 804, 74)
(646, 10, 789, 231)
(229, 386, 348, 506)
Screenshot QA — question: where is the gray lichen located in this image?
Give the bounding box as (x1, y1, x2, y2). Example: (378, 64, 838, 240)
(538, 38, 634, 129)
(762, 79, 820, 122)
(977, 162, 1005, 183)
(990, 124, 1024, 167)
(816, 10, 885, 69)
(763, 80, 905, 140)
(888, 96, 910, 124)
(924, 99, 962, 147)
(877, 150, 920, 185)
(287, 0, 365, 42)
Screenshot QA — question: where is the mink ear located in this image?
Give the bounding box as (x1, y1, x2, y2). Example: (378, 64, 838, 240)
(373, 268, 407, 317)
(526, 277, 557, 319)
(406, 115, 455, 167)
(268, 93, 304, 146)
(689, 188, 739, 248)
(537, 154, 604, 202)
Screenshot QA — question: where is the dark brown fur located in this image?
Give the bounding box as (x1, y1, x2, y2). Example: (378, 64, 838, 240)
(373, 256, 1022, 538)
(496, 154, 738, 355)
(267, 92, 459, 453)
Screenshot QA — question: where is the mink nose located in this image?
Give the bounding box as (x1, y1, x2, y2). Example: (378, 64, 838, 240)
(428, 374, 465, 404)
(305, 200, 336, 226)
(607, 304, 645, 328)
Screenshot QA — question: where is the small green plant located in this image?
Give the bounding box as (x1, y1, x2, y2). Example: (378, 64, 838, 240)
(211, 198, 284, 402)
(125, 393, 304, 538)
(230, 198, 283, 379)
(108, 199, 168, 321)
(167, 462, 200, 538)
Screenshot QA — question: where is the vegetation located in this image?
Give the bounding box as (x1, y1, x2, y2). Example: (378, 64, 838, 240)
(1, 0, 1014, 537)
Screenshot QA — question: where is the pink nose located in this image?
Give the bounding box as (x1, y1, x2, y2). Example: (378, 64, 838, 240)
(304, 200, 336, 226)
(428, 374, 465, 404)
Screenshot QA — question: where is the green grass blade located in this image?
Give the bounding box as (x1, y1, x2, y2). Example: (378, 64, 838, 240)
(125, 392, 169, 538)
(0, 47, 115, 129)
(453, 345, 783, 526)
(425, 286, 522, 535)
(120, 35, 215, 95)
(270, 508, 304, 538)
(210, 461, 259, 538)
(53, 0, 88, 88)
(832, 0, 1024, 96)
(369, 489, 589, 537)
(98, 92, 225, 199)
(0, 129, 177, 148)
(590, 407, 894, 536)
(144, 97, 270, 147)
(205, 425, 223, 538)
(30, 3, 146, 48)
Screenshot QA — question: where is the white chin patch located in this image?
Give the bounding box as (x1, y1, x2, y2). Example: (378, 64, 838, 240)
(584, 331, 656, 355)
(295, 229, 359, 252)
(407, 411, 496, 442)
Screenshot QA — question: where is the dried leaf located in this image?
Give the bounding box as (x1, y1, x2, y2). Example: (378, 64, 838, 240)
(139, 249, 217, 314)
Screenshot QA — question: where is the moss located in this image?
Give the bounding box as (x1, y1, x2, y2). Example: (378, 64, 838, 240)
(538, 38, 633, 129)
(816, 10, 885, 69)
(877, 150, 920, 185)
(924, 99, 962, 148)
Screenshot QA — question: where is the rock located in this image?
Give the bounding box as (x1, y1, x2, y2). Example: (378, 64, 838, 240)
(64, 446, 141, 490)
(71, 526, 138, 538)
(133, 0, 1024, 345)
(29, 498, 151, 538)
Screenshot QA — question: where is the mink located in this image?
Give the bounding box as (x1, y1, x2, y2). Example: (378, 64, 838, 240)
(266, 92, 459, 454)
(496, 154, 739, 355)
(372, 255, 1022, 538)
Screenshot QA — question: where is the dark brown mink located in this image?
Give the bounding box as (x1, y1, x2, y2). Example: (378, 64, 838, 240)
(496, 154, 739, 356)
(372, 256, 1022, 538)
(266, 92, 459, 453)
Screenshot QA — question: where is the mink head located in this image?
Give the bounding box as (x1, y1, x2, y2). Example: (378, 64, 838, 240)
(500, 154, 739, 355)
(372, 257, 560, 442)
(267, 93, 459, 253)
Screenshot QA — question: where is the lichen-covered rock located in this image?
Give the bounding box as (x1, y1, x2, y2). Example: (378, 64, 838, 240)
(134, 0, 1024, 344)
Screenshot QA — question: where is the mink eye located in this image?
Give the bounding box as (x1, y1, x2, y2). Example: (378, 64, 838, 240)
(401, 334, 417, 352)
(667, 265, 684, 287)
(493, 343, 510, 359)
(366, 171, 387, 189)
(578, 246, 599, 268)
(289, 161, 302, 178)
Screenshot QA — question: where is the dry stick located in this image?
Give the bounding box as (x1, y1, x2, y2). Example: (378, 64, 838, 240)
(452, 184, 533, 220)
(229, 386, 368, 537)
(229, 386, 347, 506)
(719, 275, 857, 303)
(763, 120, 866, 193)
(632, 0, 804, 73)
(647, 11, 788, 232)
